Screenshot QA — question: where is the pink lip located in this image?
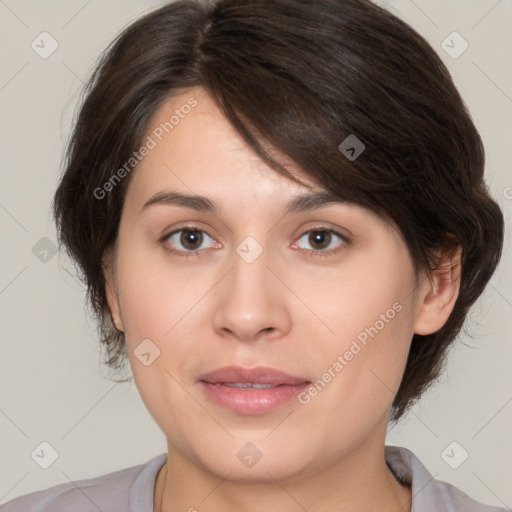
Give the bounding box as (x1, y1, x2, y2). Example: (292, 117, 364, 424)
(198, 366, 310, 415)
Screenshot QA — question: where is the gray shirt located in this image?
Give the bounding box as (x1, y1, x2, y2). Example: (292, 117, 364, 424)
(1, 446, 508, 511)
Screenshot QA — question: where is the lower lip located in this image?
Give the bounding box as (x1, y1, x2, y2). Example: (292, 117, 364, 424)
(199, 382, 310, 415)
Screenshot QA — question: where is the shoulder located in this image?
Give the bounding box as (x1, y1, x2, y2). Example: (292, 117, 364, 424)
(0, 453, 167, 512)
(385, 445, 508, 512)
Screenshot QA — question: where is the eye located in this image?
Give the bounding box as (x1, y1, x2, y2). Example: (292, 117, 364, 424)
(294, 228, 347, 255)
(161, 226, 348, 257)
(163, 226, 220, 256)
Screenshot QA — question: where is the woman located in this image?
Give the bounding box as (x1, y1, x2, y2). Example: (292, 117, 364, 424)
(1, 0, 506, 510)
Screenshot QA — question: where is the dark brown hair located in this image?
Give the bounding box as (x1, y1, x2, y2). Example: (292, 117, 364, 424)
(53, 0, 504, 422)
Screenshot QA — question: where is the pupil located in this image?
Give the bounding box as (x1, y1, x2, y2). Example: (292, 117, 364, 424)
(310, 230, 330, 249)
(181, 229, 202, 250)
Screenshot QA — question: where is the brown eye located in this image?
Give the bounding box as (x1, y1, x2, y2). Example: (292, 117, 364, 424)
(308, 230, 332, 250)
(164, 227, 218, 255)
(179, 229, 203, 250)
(295, 228, 346, 255)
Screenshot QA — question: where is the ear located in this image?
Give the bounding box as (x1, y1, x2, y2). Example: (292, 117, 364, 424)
(103, 246, 124, 332)
(413, 245, 462, 335)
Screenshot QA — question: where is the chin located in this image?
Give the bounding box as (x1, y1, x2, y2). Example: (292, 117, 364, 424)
(182, 433, 324, 484)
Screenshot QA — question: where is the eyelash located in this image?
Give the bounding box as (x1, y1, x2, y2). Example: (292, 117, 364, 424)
(160, 225, 349, 258)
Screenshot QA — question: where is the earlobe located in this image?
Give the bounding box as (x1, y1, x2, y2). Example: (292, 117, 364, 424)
(413, 246, 462, 336)
(103, 247, 124, 332)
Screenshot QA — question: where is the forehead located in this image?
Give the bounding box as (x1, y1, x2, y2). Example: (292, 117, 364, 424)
(119, 87, 399, 237)
(123, 86, 322, 209)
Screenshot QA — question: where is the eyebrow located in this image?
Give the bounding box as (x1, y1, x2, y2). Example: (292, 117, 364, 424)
(141, 190, 344, 215)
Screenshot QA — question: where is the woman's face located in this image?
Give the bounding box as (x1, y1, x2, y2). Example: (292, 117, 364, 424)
(106, 86, 436, 482)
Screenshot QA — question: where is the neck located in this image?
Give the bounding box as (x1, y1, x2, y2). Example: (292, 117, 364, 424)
(154, 436, 411, 512)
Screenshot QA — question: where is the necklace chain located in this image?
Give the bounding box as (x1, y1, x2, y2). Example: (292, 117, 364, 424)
(156, 463, 167, 512)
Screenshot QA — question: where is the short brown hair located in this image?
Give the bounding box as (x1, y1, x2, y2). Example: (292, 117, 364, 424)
(53, 0, 504, 422)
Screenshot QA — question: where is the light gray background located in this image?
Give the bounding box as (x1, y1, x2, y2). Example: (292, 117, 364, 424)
(1, 0, 511, 508)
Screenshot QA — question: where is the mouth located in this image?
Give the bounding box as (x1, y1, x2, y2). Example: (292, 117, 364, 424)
(219, 382, 283, 389)
(197, 366, 311, 415)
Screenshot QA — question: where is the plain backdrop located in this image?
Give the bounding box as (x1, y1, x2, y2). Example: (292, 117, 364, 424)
(0, 0, 511, 508)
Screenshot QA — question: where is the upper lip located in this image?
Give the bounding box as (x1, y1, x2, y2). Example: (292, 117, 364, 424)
(198, 366, 310, 385)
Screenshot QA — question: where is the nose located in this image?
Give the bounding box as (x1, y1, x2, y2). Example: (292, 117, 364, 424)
(212, 243, 292, 342)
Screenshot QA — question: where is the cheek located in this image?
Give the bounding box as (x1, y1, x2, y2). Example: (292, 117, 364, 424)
(114, 249, 215, 410)
(295, 299, 415, 455)
(309, 293, 413, 398)
(295, 250, 417, 416)
(292, 246, 417, 350)
(115, 248, 213, 345)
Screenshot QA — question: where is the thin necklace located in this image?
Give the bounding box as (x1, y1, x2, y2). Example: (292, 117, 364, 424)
(156, 463, 168, 512)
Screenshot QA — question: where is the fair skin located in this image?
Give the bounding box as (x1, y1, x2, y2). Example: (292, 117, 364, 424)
(104, 87, 461, 512)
